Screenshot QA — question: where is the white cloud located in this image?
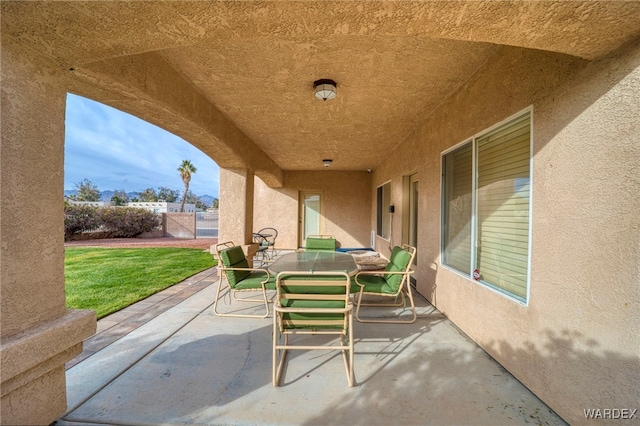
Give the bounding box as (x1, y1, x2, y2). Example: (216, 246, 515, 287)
(65, 94, 220, 197)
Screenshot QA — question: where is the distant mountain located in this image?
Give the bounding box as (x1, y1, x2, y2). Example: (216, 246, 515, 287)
(198, 194, 216, 206)
(98, 190, 140, 201)
(64, 190, 217, 206)
(63, 190, 138, 201)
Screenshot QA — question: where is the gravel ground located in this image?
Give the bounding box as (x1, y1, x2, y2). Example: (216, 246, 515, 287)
(64, 237, 217, 250)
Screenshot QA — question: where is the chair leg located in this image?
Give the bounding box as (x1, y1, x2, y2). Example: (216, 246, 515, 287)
(255, 249, 271, 267)
(232, 290, 271, 304)
(272, 315, 278, 386)
(404, 286, 417, 323)
(355, 286, 417, 324)
(212, 274, 229, 317)
(273, 333, 289, 387)
(357, 292, 405, 307)
(213, 277, 270, 318)
(347, 313, 354, 386)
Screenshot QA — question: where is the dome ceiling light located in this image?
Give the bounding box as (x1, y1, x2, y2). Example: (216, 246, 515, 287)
(314, 79, 337, 101)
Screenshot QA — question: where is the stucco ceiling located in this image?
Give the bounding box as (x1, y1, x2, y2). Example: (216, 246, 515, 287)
(159, 36, 499, 170)
(3, 1, 640, 174)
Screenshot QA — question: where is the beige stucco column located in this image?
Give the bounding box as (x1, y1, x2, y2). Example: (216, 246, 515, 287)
(218, 168, 256, 259)
(1, 38, 96, 425)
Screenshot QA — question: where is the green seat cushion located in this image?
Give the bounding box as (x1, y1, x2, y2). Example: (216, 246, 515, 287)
(219, 246, 264, 288)
(383, 246, 412, 292)
(279, 300, 347, 329)
(278, 274, 348, 295)
(352, 274, 396, 294)
(279, 283, 347, 295)
(353, 247, 412, 294)
(280, 314, 346, 329)
(305, 237, 336, 251)
(219, 246, 248, 267)
(234, 272, 276, 290)
(219, 246, 250, 286)
(280, 299, 346, 309)
(277, 274, 349, 329)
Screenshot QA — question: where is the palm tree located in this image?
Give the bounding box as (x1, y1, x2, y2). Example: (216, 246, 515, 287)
(177, 160, 197, 212)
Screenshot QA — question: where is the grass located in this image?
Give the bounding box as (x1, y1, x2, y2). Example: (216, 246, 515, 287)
(65, 247, 216, 319)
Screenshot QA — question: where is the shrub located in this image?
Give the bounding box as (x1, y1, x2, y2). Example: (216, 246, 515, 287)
(65, 204, 101, 239)
(64, 205, 162, 240)
(99, 207, 161, 238)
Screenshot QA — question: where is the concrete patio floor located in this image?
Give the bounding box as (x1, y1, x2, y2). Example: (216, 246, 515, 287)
(57, 268, 566, 426)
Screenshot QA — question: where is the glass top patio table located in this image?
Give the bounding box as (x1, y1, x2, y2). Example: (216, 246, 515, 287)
(268, 251, 358, 276)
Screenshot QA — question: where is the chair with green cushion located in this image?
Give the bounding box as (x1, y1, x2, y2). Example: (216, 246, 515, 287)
(352, 244, 417, 323)
(273, 271, 354, 386)
(305, 235, 337, 251)
(214, 241, 276, 318)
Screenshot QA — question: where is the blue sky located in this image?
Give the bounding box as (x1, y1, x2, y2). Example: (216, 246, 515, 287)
(64, 93, 219, 197)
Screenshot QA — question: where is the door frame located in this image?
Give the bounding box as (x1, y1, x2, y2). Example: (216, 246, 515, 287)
(298, 190, 324, 248)
(402, 173, 419, 266)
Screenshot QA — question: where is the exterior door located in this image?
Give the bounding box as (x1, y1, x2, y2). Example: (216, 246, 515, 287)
(403, 173, 418, 266)
(409, 175, 418, 253)
(299, 191, 322, 247)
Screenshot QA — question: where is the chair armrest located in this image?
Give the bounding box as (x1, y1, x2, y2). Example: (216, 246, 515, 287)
(218, 266, 271, 281)
(355, 269, 414, 277)
(354, 269, 414, 286)
(273, 305, 353, 314)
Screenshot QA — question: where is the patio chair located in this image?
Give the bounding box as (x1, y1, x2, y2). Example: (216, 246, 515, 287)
(352, 244, 417, 323)
(305, 235, 336, 251)
(214, 241, 275, 318)
(252, 233, 270, 266)
(255, 227, 278, 260)
(273, 271, 354, 387)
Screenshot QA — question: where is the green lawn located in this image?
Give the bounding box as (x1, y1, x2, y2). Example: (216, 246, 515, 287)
(65, 247, 216, 319)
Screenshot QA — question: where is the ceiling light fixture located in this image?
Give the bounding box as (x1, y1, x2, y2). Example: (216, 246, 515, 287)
(314, 79, 337, 101)
(323, 159, 333, 167)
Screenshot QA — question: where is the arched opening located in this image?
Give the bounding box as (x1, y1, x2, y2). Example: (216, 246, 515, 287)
(63, 93, 221, 325)
(64, 93, 220, 210)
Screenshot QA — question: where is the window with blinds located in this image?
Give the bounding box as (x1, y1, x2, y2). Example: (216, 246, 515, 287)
(442, 143, 473, 273)
(376, 182, 391, 239)
(441, 111, 531, 302)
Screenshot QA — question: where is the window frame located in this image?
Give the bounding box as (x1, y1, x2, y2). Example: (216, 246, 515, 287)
(440, 107, 534, 304)
(376, 181, 392, 240)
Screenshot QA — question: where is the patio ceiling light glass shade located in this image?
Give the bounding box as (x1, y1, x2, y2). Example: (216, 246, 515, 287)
(314, 79, 337, 101)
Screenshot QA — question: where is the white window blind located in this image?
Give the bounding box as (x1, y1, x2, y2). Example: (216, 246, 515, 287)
(443, 144, 473, 273)
(441, 110, 531, 302)
(476, 114, 530, 300)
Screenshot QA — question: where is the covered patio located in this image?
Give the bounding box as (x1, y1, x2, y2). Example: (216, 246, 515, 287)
(57, 267, 564, 425)
(2, 2, 639, 425)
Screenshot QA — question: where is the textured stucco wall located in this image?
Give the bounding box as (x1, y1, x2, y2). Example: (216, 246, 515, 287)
(1, 37, 68, 334)
(1, 37, 96, 425)
(219, 168, 255, 246)
(253, 177, 299, 249)
(374, 43, 640, 424)
(253, 171, 372, 250)
(2, 3, 639, 425)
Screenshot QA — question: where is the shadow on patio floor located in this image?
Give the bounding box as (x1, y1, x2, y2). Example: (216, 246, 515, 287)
(57, 270, 566, 425)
